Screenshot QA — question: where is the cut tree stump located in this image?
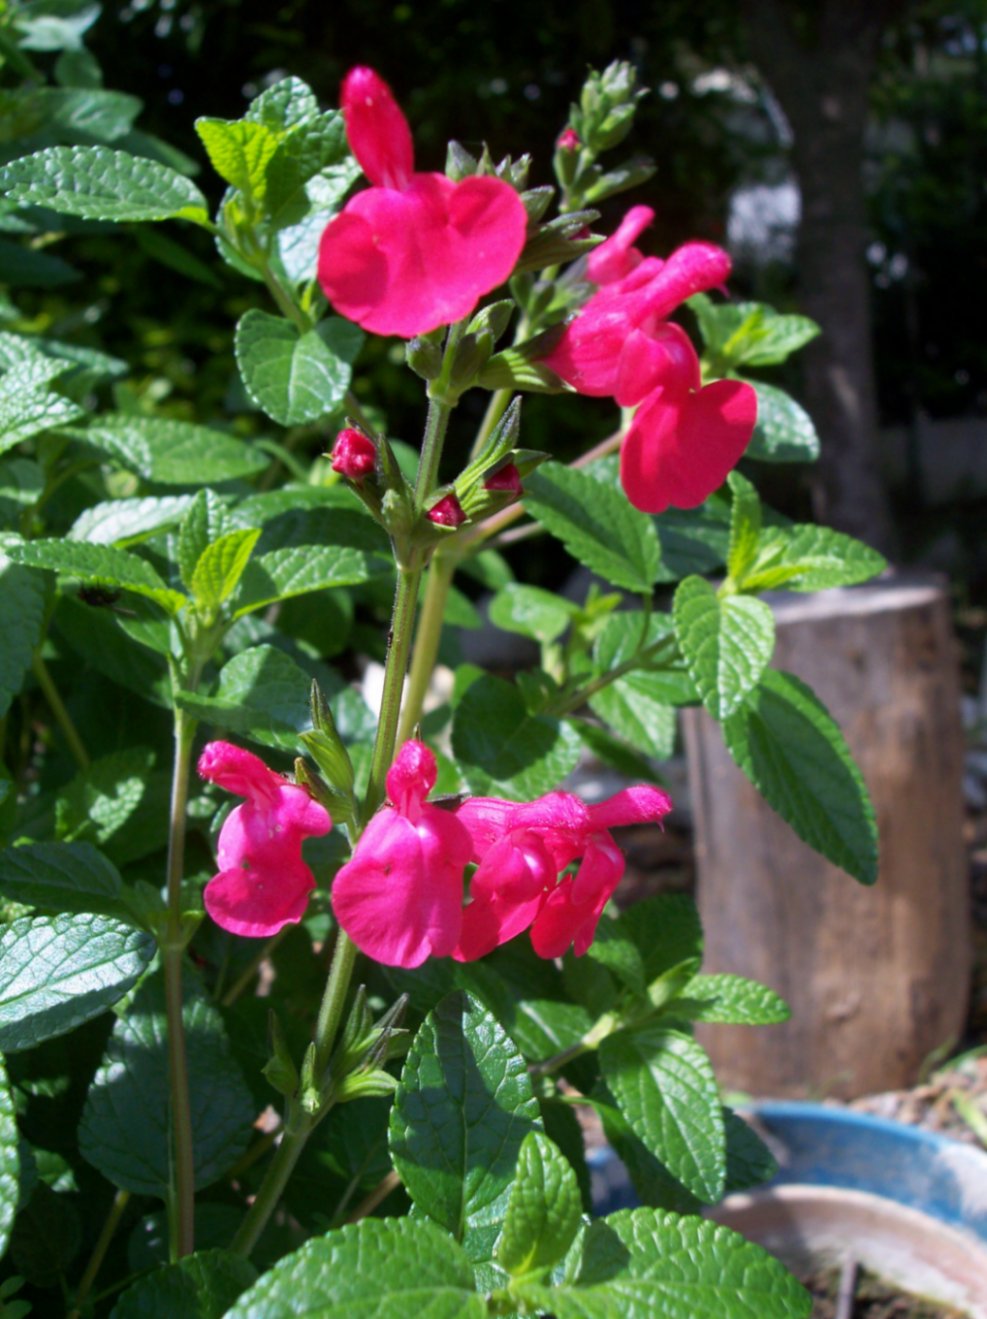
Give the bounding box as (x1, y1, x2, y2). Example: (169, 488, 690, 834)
(683, 575, 970, 1099)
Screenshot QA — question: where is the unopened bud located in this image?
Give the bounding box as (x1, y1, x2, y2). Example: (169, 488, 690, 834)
(426, 494, 467, 528)
(556, 127, 581, 151)
(483, 463, 522, 496)
(331, 429, 376, 480)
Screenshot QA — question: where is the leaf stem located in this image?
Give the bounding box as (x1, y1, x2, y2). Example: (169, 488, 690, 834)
(68, 1189, 130, 1319)
(32, 654, 90, 771)
(548, 634, 679, 718)
(164, 704, 197, 1260)
(397, 548, 456, 745)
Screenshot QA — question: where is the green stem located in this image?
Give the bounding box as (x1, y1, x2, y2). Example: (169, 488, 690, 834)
(468, 387, 513, 462)
(219, 927, 289, 1007)
(32, 654, 90, 771)
(549, 634, 679, 718)
(259, 260, 312, 333)
(164, 705, 197, 1260)
(231, 385, 460, 1259)
(68, 1189, 131, 1319)
(397, 549, 457, 745)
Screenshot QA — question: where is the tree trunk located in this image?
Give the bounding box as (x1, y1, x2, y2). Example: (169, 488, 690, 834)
(742, 0, 901, 556)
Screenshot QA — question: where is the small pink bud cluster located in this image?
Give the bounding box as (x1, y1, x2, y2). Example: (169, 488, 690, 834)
(556, 127, 581, 151)
(331, 428, 376, 480)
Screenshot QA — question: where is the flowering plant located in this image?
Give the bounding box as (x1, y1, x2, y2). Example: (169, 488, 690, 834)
(0, 17, 884, 1317)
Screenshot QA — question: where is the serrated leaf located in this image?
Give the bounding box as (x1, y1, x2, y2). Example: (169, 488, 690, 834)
(451, 673, 581, 799)
(0, 1056, 18, 1258)
(0, 384, 84, 452)
(23, 86, 142, 144)
(390, 991, 541, 1262)
(177, 488, 230, 588)
(746, 382, 820, 463)
(68, 494, 195, 546)
(673, 577, 774, 720)
(189, 528, 261, 610)
(55, 748, 161, 860)
(525, 462, 661, 592)
(588, 674, 676, 760)
(79, 974, 254, 1196)
(497, 1131, 582, 1277)
(0, 236, 80, 287)
(225, 1218, 485, 1319)
(0, 147, 209, 224)
(235, 310, 359, 426)
(488, 582, 577, 645)
(599, 1027, 725, 1203)
(0, 549, 47, 718)
(676, 973, 790, 1025)
(726, 471, 761, 584)
(110, 1249, 257, 1319)
(245, 76, 320, 131)
(194, 117, 279, 199)
(570, 717, 665, 784)
(68, 414, 268, 484)
(732, 310, 820, 367)
(517, 1206, 810, 1318)
(7, 539, 187, 613)
(176, 644, 313, 752)
(0, 914, 154, 1052)
(0, 841, 125, 917)
(233, 543, 388, 617)
(747, 524, 886, 594)
(9, 1182, 80, 1288)
(723, 1108, 779, 1193)
(654, 501, 731, 582)
(582, 920, 646, 995)
(721, 668, 878, 884)
(618, 894, 702, 983)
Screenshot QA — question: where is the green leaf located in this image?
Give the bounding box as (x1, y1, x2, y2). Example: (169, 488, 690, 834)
(732, 310, 820, 367)
(0, 913, 154, 1052)
(0, 147, 210, 224)
(55, 748, 163, 862)
(746, 524, 887, 594)
(110, 1249, 257, 1319)
(390, 991, 540, 1261)
(79, 974, 254, 1196)
(676, 973, 790, 1025)
(488, 582, 577, 645)
(233, 543, 389, 616)
(525, 462, 661, 592)
(723, 1108, 779, 1193)
(0, 384, 85, 453)
(582, 919, 646, 995)
(569, 717, 665, 784)
(176, 644, 313, 752)
(235, 310, 359, 426)
(194, 117, 279, 199)
(654, 501, 731, 582)
(177, 488, 230, 588)
(673, 577, 774, 720)
(619, 894, 702, 982)
(452, 673, 581, 799)
(0, 550, 47, 718)
(588, 674, 677, 761)
(68, 414, 268, 484)
(9, 1183, 80, 1289)
(0, 1056, 18, 1258)
(23, 86, 142, 144)
(721, 668, 878, 884)
(7, 538, 187, 613)
(599, 1026, 725, 1203)
(0, 235, 79, 287)
(225, 1219, 485, 1319)
(497, 1131, 582, 1278)
(726, 471, 761, 584)
(69, 494, 195, 546)
(0, 841, 126, 917)
(518, 1206, 810, 1318)
(245, 76, 320, 131)
(189, 528, 261, 610)
(746, 383, 820, 463)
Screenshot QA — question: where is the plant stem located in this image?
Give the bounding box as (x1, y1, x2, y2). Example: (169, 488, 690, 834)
(164, 705, 197, 1260)
(32, 654, 89, 770)
(313, 927, 358, 1075)
(228, 1106, 314, 1258)
(548, 634, 678, 718)
(219, 928, 289, 1008)
(68, 1189, 130, 1319)
(397, 549, 457, 745)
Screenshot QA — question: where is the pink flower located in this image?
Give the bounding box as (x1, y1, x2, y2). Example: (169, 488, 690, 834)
(556, 127, 581, 152)
(541, 205, 756, 512)
(198, 741, 332, 938)
(426, 492, 467, 527)
(317, 68, 528, 338)
(331, 427, 376, 479)
(453, 783, 672, 961)
(331, 740, 473, 968)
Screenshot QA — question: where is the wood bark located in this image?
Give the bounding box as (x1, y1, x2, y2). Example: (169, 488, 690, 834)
(683, 577, 969, 1098)
(741, 0, 902, 556)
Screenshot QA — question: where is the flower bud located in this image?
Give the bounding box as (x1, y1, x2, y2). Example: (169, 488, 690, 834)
(426, 494, 467, 528)
(331, 428, 376, 480)
(483, 463, 522, 496)
(556, 127, 581, 151)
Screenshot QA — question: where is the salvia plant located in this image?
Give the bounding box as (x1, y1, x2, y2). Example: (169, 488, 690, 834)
(0, 4, 884, 1316)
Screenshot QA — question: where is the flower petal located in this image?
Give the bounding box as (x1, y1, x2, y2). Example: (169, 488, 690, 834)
(198, 740, 281, 807)
(341, 67, 414, 191)
(318, 173, 526, 338)
(386, 739, 437, 821)
(587, 204, 654, 285)
(613, 323, 700, 409)
(587, 783, 674, 832)
(204, 859, 315, 938)
(620, 378, 758, 513)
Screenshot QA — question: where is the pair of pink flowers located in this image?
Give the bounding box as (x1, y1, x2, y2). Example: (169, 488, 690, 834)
(317, 68, 755, 517)
(199, 739, 671, 969)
